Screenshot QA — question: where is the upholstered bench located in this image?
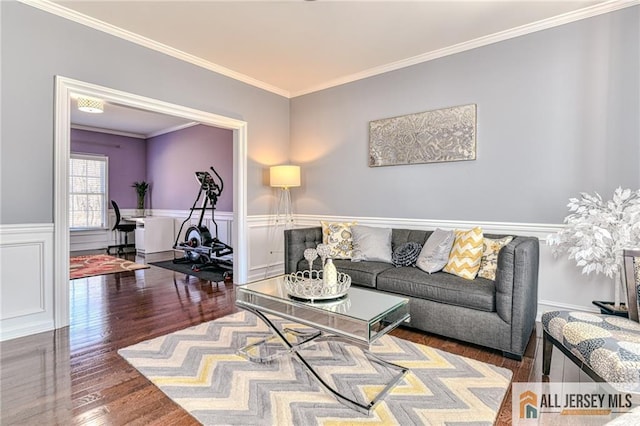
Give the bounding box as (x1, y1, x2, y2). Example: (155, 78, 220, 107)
(542, 249, 640, 389)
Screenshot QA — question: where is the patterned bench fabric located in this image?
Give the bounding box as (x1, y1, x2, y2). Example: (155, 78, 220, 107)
(542, 310, 640, 385)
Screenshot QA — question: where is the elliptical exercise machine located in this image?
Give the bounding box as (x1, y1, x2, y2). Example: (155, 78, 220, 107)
(173, 167, 233, 278)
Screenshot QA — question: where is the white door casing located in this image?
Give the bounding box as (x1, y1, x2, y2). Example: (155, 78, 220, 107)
(54, 76, 248, 328)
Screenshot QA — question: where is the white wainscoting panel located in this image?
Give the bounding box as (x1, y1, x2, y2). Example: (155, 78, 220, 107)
(0, 224, 55, 341)
(246, 215, 285, 282)
(69, 209, 235, 254)
(3, 215, 611, 341)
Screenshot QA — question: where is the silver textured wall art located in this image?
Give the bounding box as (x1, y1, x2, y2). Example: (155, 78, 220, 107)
(369, 104, 476, 167)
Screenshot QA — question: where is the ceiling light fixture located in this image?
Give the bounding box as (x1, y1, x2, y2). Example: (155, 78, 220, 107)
(77, 97, 104, 113)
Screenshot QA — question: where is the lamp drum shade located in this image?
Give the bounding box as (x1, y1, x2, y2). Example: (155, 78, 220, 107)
(270, 165, 300, 188)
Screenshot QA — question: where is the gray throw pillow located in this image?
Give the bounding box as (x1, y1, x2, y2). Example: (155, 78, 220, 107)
(416, 228, 455, 273)
(350, 225, 392, 263)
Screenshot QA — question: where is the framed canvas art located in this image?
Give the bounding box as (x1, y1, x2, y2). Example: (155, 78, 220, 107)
(369, 104, 476, 167)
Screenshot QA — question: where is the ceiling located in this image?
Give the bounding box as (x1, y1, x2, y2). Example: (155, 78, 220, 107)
(49, 0, 630, 135)
(49, 0, 618, 98)
(70, 99, 196, 138)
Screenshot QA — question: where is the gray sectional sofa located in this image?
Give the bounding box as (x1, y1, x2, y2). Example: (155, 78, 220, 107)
(284, 226, 539, 360)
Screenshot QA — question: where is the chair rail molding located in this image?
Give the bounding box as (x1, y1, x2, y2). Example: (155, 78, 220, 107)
(0, 223, 55, 341)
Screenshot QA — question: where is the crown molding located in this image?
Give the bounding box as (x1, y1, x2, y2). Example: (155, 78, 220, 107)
(18, 0, 290, 98)
(72, 121, 201, 139)
(145, 121, 199, 139)
(71, 124, 146, 139)
(291, 0, 640, 97)
(20, 0, 638, 99)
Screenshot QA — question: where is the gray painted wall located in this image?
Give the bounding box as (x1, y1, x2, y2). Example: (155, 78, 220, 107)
(290, 6, 639, 224)
(2, 2, 638, 226)
(0, 1, 289, 224)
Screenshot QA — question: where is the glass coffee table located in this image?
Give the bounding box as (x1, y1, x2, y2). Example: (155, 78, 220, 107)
(235, 276, 410, 414)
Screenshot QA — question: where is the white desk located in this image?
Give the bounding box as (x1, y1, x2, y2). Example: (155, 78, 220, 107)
(133, 216, 175, 254)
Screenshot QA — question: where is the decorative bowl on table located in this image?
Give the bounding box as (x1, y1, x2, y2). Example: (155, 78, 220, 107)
(283, 270, 351, 302)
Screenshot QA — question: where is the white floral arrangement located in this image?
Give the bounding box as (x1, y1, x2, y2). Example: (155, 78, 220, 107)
(547, 187, 640, 308)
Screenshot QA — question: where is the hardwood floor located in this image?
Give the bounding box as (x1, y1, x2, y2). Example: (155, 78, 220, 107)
(1, 253, 583, 425)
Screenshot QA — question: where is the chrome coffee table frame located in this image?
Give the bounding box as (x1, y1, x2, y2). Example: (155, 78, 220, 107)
(235, 277, 410, 415)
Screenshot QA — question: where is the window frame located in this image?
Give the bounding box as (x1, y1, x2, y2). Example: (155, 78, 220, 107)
(69, 153, 109, 231)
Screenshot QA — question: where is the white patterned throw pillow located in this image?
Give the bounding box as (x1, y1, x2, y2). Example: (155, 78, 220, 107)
(477, 236, 513, 281)
(321, 221, 357, 259)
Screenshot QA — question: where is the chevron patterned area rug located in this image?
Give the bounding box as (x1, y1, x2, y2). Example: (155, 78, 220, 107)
(118, 311, 512, 425)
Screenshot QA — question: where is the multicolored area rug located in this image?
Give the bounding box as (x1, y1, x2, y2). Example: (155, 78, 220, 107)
(118, 311, 512, 425)
(70, 254, 149, 279)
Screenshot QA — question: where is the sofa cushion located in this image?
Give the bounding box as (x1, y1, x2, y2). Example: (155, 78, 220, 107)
(294, 258, 391, 289)
(377, 267, 496, 312)
(392, 229, 430, 249)
(333, 259, 394, 288)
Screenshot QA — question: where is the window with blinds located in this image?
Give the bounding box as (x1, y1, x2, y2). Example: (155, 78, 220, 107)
(69, 154, 108, 229)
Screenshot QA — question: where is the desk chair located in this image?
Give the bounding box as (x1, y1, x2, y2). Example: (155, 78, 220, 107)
(107, 200, 136, 255)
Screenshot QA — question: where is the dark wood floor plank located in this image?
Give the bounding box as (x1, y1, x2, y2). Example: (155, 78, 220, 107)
(1, 253, 568, 425)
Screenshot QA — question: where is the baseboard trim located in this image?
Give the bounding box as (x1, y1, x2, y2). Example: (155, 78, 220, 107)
(1, 320, 56, 342)
(536, 299, 600, 322)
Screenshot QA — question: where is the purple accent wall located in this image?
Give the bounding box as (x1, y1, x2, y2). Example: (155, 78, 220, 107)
(146, 125, 233, 211)
(70, 129, 147, 209)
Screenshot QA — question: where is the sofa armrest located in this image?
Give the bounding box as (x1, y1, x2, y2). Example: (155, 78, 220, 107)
(494, 236, 540, 352)
(284, 227, 323, 274)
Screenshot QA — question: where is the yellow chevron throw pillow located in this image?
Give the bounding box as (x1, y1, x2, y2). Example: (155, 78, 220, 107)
(443, 227, 484, 280)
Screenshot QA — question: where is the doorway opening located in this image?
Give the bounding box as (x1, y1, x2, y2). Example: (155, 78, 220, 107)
(54, 76, 248, 329)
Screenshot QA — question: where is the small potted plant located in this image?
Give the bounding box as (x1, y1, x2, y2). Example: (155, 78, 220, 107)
(132, 181, 149, 217)
(547, 187, 640, 313)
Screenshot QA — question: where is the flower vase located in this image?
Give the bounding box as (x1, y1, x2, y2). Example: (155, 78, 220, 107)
(592, 269, 629, 318)
(614, 269, 623, 310)
(136, 196, 146, 217)
(323, 258, 337, 287)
